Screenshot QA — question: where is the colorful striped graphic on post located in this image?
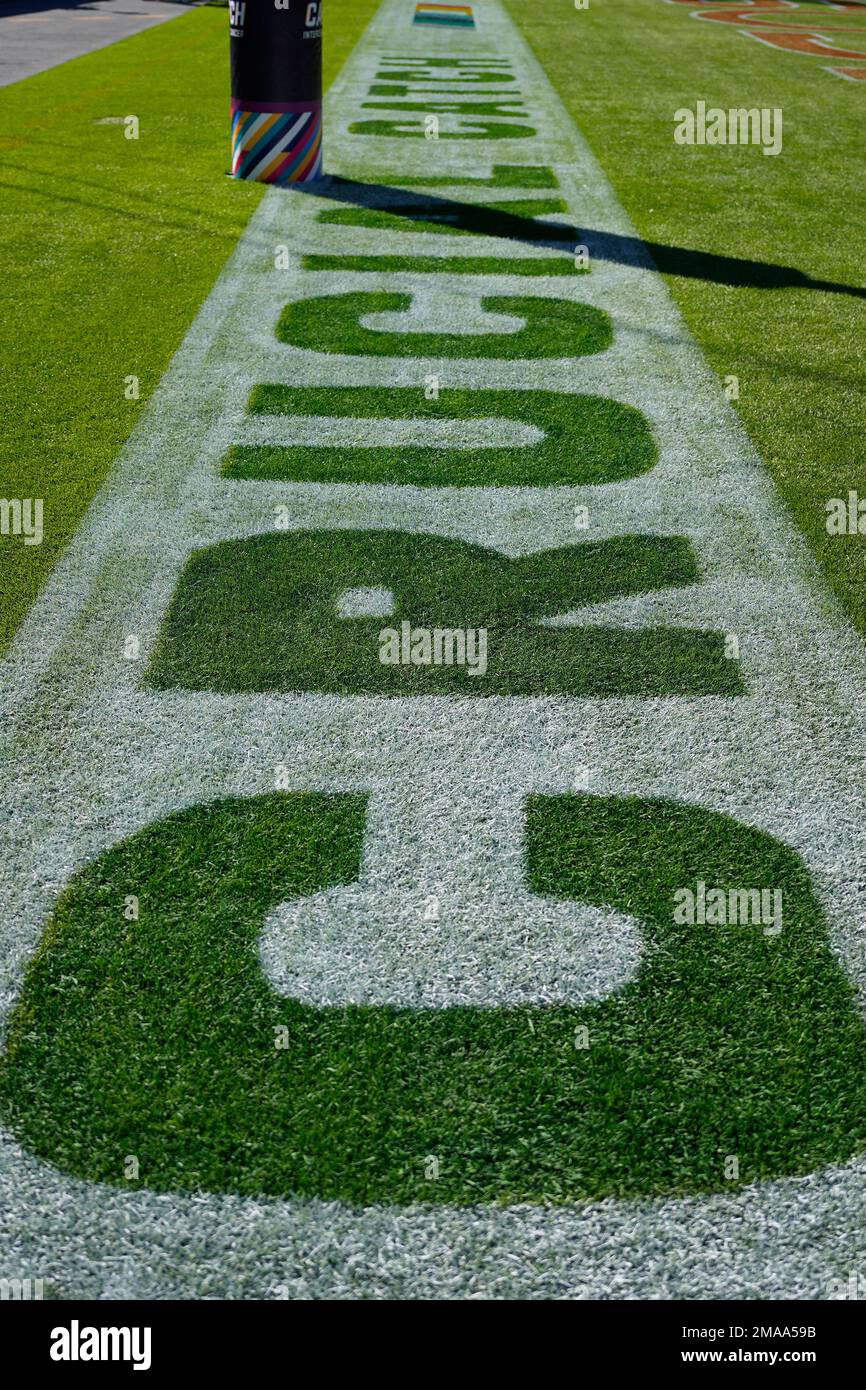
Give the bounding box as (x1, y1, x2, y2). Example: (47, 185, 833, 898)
(413, 3, 476, 27)
(230, 102, 322, 184)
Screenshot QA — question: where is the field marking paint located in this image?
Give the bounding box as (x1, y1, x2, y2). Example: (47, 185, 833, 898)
(260, 784, 644, 1008)
(664, 0, 866, 82)
(2, 0, 866, 1297)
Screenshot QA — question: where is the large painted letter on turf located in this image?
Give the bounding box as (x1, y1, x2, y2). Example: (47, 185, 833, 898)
(224, 385, 657, 487)
(143, 531, 742, 697)
(276, 291, 613, 359)
(2, 792, 866, 1203)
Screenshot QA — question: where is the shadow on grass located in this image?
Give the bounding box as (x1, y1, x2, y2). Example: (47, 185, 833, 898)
(4, 156, 863, 302)
(307, 175, 866, 300)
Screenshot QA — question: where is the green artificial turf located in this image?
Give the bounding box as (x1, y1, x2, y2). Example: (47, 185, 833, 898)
(317, 196, 573, 237)
(394, 165, 559, 188)
(277, 291, 612, 357)
(5, 0, 865, 1219)
(0, 0, 381, 658)
(225, 384, 655, 485)
(2, 791, 864, 1203)
(143, 530, 742, 696)
(301, 254, 579, 274)
(502, 0, 866, 636)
